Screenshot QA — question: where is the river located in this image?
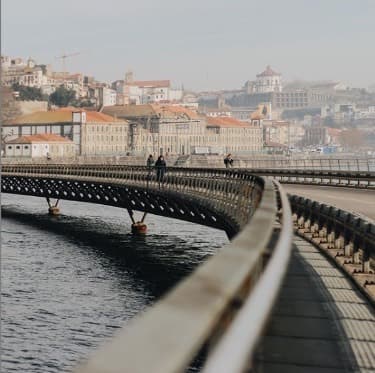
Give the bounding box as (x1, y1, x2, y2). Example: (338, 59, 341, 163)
(1, 194, 228, 372)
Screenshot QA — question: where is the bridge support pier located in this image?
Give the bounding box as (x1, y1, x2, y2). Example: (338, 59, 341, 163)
(46, 197, 60, 216)
(127, 209, 147, 235)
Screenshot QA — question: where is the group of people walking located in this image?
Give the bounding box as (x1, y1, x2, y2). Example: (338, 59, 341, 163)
(146, 153, 234, 183)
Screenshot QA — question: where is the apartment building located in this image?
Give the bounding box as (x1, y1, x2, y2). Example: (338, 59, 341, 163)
(103, 104, 205, 155)
(2, 109, 129, 156)
(206, 117, 263, 154)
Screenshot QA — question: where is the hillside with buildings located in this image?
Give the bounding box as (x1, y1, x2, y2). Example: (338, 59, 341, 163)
(2, 55, 375, 159)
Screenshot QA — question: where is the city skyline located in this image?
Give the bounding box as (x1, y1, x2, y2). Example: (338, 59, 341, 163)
(2, 0, 375, 91)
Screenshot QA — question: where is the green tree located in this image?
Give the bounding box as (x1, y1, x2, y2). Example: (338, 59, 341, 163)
(12, 83, 47, 101)
(49, 85, 76, 107)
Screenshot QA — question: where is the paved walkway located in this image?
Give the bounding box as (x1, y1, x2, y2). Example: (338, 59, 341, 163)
(284, 185, 375, 221)
(255, 235, 375, 372)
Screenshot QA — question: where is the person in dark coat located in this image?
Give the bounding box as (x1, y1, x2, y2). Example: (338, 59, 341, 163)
(155, 155, 167, 182)
(147, 154, 155, 168)
(224, 153, 233, 168)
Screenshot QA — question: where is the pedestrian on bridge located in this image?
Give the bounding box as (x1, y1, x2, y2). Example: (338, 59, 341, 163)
(224, 154, 233, 168)
(155, 155, 167, 183)
(147, 154, 155, 168)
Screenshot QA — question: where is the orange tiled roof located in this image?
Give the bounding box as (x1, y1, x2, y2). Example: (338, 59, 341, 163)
(5, 110, 121, 125)
(6, 111, 72, 124)
(102, 104, 198, 120)
(206, 116, 249, 128)
(7, 134, 73, 144)
(102, 104, 156, 118)
(151, 104, 199, 119)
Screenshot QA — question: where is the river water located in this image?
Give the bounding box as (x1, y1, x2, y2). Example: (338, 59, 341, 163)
(1, 194, 228, 372)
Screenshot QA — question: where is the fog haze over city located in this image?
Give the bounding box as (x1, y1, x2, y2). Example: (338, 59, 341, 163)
(2, 0, 375, 90)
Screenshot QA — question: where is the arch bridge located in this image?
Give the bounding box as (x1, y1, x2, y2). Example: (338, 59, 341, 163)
(1, 164, 374, 373)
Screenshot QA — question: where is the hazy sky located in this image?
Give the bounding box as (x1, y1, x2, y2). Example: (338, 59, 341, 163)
(2, 0, 375, 91)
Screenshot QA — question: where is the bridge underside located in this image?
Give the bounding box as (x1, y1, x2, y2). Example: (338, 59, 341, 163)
(1, 176, 240, 238)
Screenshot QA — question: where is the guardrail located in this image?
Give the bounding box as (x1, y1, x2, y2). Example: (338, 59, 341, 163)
(2, 164, 294, 372)
(3, 156, 375, 172)
(2, 164, 266, 235)
(247, 169, 375, 189)
(239, 157, 375, 172)
(72, 179, 292, 373)
(290, 195, 375, 302)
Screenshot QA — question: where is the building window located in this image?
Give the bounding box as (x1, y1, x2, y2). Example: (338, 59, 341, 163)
(24, 146, 29, 149)
(16, 146, 20, 149)
(8, 146, 12, 149)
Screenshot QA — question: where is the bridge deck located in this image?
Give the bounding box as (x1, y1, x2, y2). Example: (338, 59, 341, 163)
(255, 235, 375, 372)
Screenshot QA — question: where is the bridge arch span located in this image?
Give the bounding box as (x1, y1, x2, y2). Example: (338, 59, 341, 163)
(1, 166, 263, 237)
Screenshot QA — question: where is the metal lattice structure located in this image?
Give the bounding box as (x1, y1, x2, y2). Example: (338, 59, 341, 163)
(1, 164, 293, 372)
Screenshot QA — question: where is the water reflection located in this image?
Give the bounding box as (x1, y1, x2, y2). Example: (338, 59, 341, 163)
(1, 195, 227, 372)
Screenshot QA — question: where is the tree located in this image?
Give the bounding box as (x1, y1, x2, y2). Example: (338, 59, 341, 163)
(49, 85, 76, 107)
(12, 83, 47, 101)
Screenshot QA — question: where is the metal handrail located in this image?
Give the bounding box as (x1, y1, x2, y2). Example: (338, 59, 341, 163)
(2, 157, 375, 172)
(72, 181, 290, 373)
(202, 180, 293, 373)
(2, 165, 263, 232)
(247, 168, 375, 189)
(3, 164, 374, 190)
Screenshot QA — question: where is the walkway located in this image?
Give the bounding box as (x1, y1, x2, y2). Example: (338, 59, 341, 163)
(284, 185, 375, 221)
(255, 235, 375, 372)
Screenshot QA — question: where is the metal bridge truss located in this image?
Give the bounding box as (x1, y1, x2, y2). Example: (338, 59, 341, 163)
(1, 164, 374, 372)
(2, 164, 293, 372)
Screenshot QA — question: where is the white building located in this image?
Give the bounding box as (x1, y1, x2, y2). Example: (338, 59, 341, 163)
(113, 71, 183, 105)
(255, 66, 282, 93)
(5, 134, 75, 158)
(244, 66, 282, 94)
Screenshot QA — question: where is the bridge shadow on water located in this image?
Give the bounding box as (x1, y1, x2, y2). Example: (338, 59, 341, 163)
(2, 205, 222, 301)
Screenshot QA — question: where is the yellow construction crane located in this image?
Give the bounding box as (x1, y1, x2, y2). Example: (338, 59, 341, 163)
(55, 52, 80, 80)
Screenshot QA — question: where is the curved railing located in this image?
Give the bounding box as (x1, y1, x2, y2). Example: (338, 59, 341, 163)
(290, 195, 375, 302)
(247, 168, 375, 189)
(1, 164, 293, 372)
(2, 164, 265, 236)
(74, 180, 292, 373)
(241, 157, 375, 172)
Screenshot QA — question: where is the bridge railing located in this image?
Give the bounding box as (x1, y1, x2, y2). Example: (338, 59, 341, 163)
(71, 179, 292, 373)
(246, 168, 375, 189)
(2, 164, 294, 372)
(290, 195, 375, 301)
(2, 164, 266, 233)
(239, 157, 375, 172)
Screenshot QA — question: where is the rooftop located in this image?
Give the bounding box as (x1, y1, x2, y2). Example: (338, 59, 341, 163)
(256, 65, 281, 78)
(102, 104, 199, 120)
(206, 116, 249, 128)
(5, 109, 122, 125)
(7, 134, 73, 144)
